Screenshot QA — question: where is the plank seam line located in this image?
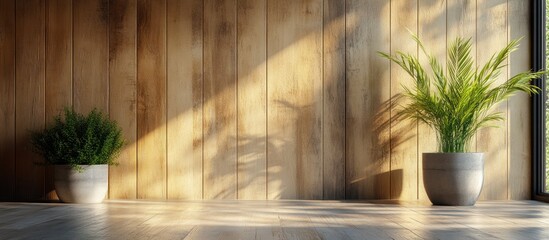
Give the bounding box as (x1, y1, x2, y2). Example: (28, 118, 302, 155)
(235, 0, 239, 200)
(321, 0, 325, 200)
(134, 0, 137, 199)
(265, 0, 269, 200)
(165, 0, 168, 200)
(13, 0, 17, 199)
(388, 0, 392, 200)
(71, 1, 74, 113)
(14, 0, 18, 200)
(201, 0, 205, 200)
(135, 0, 139, 199)
(107, 0, 111, 200)
(416, 0, 419, 201)
(505, 0, 509, 200)
(343, 0, 347, 200)
(43, 0, 47, 199)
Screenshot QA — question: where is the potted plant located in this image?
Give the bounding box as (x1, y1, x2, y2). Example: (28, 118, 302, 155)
(380, 36, 544, 205)
(32, 108, 124, 203)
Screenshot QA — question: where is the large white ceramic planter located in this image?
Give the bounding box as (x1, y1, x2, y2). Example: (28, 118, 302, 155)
(54, 165, 108, 203)
(423, 153, 484, 206)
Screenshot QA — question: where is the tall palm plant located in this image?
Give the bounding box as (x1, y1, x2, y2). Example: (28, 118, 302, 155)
(380, 36, 544, 153)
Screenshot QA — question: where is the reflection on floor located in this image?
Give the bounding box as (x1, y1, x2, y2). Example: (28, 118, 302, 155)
(0, 200, 548, 239)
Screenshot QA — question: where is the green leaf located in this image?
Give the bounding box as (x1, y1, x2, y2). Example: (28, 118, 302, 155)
(380, 35, 545, 153)
(31, 107, 125, 170)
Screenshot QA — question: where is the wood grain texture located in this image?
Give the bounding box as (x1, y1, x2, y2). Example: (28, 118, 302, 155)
(508, 0, 531, 200)
(203, 0, 237, 200)
(447, 0, 477, 42)
(417, 0, 446, 201)
(237, 0, 267, 200)
(0, 0, 535, 201)
(167, 0, 203, 200)
(390, 0, 418, 200)
(345, 0, 391, 199)
(267, 0, 323, 199)
(109, 0, 137, 199)
(2, 200, 549, 240)
(477, 0, 508, 201)
(323, 0, 346, 200)
(0, 0, 16, 201)
(15, 0, 46, 201)
(137, 0, 167, 199)
(45, 0, 72, 200)
(73, 0, 109, 113)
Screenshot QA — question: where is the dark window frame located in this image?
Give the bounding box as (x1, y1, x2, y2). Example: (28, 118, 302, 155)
(532, 0, 549, 201)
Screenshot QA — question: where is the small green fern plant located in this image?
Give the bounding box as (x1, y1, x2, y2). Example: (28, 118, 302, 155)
(32, 108, 124, 171)
(380, 36, 544, 153)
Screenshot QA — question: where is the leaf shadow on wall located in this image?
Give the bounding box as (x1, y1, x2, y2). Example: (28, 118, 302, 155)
(374, 94, 416, 199)
(3, 0, 471, 201)
(269, 100, 322, 199)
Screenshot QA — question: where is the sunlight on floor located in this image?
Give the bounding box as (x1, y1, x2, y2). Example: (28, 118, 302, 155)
(1, 200, 549, 239)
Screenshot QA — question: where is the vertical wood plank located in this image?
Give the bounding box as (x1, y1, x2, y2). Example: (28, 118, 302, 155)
(345, 0, 391, 199)
(477, 0, 508, 200)
(508, 0, 531, 199)
(0, 0, 16, 200)
(109, 0, 137, 199)
(73, 0, 109, 113)
(237, 0, 266, 200)
(323, 0, 346, 200)
(15, 0, 46, 200)
(203, 0, 237, 200)
(417, 0, 446, 201)
(0, 0, 532, 201)
(447, 0, 477, 42)
(45, 0, 72, 200)
(267, 0, 323, 199)
(167, 0, 203, 200)
(137, 0, 167, 199)
(390, 0, 418, 200)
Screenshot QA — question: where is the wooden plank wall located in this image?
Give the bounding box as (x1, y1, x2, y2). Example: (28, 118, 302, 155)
(508, 0, 532, 200)
(237, 0, 267, 200)
(109, 0, 137, 199)
(45, 0, 72, 200)
(267, 0, 323, 199)
(14, 0, 46, 201)
(137, 0, 167, 199)
(323, 0, 346, 200)
(477, 0, 509, 200)
(390, 0, 418, 201)
(0, 0, 534, 201)
(346, 0, 391, 199)
(0, 0, 16, 201)
(203, 0, 237, 200)
(166, 0, 203, 200)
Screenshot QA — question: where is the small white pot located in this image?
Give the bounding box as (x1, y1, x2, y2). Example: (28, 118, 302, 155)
(54, 165, 108, 203)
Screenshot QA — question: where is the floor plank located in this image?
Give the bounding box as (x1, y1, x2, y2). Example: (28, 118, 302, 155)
(1, 200, 549, 239)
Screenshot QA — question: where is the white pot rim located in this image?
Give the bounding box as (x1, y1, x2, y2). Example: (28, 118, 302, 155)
(423, 152, 484, 154)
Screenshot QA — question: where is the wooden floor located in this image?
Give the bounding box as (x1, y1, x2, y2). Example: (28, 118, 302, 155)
(0, 200, 548, 240)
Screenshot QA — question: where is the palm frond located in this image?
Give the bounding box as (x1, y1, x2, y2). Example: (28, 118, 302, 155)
(379, 36, 544, 153)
